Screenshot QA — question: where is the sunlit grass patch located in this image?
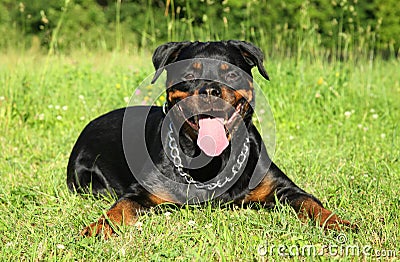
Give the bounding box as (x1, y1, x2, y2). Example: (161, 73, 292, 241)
(0, 53, 399, 260)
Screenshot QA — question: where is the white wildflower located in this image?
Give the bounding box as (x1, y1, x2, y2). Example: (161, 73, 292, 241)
(135, 221, 143, 231)
(205, 223, 213, 229)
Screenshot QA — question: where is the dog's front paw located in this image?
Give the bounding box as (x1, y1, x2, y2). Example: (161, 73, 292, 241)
(80, 198, 142, 238)
(323, 215, 358, 231)
(80, 216, 116, 239)
(296, 198, 357, 231)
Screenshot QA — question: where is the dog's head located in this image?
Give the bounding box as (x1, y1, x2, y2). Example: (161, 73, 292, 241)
(151, 41, 269, 157)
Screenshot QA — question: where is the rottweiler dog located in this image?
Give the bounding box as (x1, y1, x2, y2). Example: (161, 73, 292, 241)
(67, 40, 353, 238)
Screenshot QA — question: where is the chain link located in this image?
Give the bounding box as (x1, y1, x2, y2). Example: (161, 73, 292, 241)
(167, 122, 249, 190)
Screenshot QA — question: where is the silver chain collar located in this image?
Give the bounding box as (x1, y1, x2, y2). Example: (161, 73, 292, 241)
(167, 122, 250, 190)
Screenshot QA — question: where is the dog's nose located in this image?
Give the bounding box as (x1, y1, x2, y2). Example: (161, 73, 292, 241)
(199, 84, 222, 97)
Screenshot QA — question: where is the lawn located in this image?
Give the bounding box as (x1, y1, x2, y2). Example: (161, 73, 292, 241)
(0, 51, 399, 260)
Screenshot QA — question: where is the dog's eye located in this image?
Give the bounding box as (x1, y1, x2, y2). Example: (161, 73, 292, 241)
(184, 73, 195, 80)
(225, 71, 239, 82)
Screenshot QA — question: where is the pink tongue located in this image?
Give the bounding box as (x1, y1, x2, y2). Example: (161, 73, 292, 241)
(197, 118, 229, 157)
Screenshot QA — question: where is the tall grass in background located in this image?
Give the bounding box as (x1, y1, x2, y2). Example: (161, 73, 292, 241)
(3, 0, 395, 63)
(40, 0, 71, 88)
(150, 0, 394, 63)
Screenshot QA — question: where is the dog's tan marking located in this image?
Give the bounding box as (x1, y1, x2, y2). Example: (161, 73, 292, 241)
(106, 199, 139, 226)
(168, 90, 190, 102)
(81, 199, 141, 238)
(234, 89, 253, 102)
(220, 63, 229, 70)
(247, 79, 254, 89)
(149, 192, 173, 205)
(243, 177, 275, 203)
(220, 86, 237, 104)
(192, 62, 202, 70)
(295, 198, 355, 230)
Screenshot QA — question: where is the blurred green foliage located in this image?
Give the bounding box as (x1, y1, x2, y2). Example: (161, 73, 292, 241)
(0, 0, 398, 57)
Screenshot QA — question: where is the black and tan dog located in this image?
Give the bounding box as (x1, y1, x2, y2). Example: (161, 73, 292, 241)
(67, 40, 353, 238)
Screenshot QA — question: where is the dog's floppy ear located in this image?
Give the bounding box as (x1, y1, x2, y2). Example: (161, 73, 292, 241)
(228, 40, 269, 81)
(151, 41, 191, 84)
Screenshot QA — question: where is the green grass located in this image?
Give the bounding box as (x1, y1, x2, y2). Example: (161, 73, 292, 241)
(0, 51, 399, 261)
